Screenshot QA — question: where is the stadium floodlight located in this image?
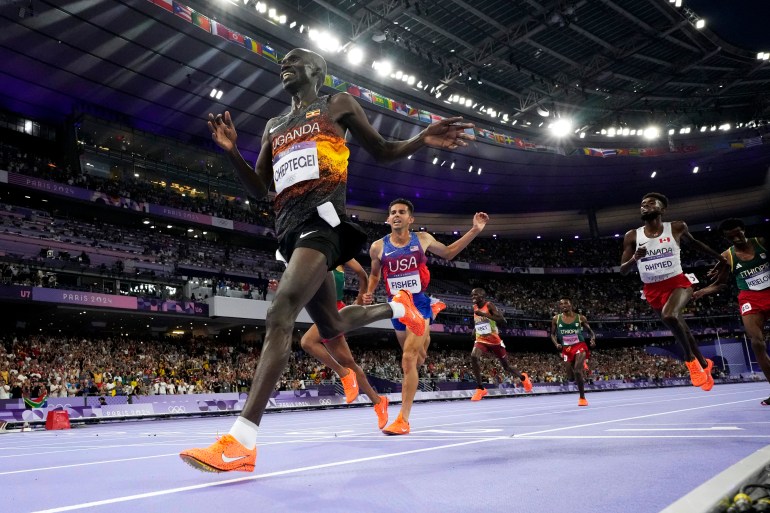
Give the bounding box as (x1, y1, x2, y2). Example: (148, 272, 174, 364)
(550, 118, 573, 137)
(373, 60, 392, 76)
(643, 127, 660, 139)
(347, 47, 363, 65)
(695, 19, 705, 29)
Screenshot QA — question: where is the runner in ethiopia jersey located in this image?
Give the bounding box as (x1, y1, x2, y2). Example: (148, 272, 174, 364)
(181, 48, 477, 473)
(620, 192, 728, 394)
(468, 288, 533, 402)
(694, 218, 770, 405)
(550, 298, 596, 406)
(365, 198, 488, 435)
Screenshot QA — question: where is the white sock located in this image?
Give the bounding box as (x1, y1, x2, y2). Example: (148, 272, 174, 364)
(390, 302, 406, 319)
(229, 417, 259, 449)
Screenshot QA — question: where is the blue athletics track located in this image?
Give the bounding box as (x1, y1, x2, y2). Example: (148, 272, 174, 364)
(2, 383, 768, 513)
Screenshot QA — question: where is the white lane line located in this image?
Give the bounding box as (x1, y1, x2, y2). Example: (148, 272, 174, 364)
(606, 427, 743, 431)
(29, 436, 508, 513)
(0, 454, 177, 475)
(513, 397, 763, 438)
(26, 395, 765, 512)
(506, 435, 770, 439)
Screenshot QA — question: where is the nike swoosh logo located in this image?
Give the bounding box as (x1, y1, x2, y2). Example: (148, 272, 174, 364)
(268, 123, 285, 134)
(638, 242, 647, 246)
(385, 250, 397, 256)
(221, 453, 247, 463)
(299, 231, 317, 239)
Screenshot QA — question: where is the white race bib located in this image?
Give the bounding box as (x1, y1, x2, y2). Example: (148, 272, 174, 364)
(475, 322, 492, 335)
(562, 334, 580, 345)
(387, 273, 421, 294)
(638, 253, 678, 282)
(273, 141, 319, 194)
(747, 270, 770, 291)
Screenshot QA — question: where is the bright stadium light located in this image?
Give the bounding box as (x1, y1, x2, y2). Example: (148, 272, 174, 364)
(550, 118, 573, 137)
(347, 47, 364, 65)
(643, 127, 659, 139)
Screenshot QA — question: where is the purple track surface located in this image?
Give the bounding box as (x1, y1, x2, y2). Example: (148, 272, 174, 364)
(3, 383, 769, 513)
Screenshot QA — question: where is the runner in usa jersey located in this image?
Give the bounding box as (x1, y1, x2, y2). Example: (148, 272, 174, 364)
(380, 232, 430, 296)
(620, 192, 727, 395)
(366, 198, 488, 435)
(181, 48, 477, 473)
(694, 218, 770, 405)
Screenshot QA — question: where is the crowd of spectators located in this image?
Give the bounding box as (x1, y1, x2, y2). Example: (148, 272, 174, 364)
(0, 334, 700, 402)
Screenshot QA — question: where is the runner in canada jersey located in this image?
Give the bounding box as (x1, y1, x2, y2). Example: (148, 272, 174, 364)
(620, 192, 727, 394)
(366, 198, 488, 435)
(694, 218, 770, 405)
(181, 47, 477, 473)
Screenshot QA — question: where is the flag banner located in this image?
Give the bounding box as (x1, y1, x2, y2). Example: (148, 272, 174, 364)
(24, 393, 48, 409)
(151, 0, 173, 12)
(228, 31, 245, 45)
(172, 1, 192, 22)
(371, 92, 388, 109)
(191, 10, 211, 32)
(358, 88, 372, 102)
(211, 21, 232, 41)
(243, 36, 261, 54)
(262, 44, 279, 62)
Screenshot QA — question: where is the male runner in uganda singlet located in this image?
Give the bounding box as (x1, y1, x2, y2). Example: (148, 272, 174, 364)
(181, 48, 476, 473)
(620, 192, 727, 394)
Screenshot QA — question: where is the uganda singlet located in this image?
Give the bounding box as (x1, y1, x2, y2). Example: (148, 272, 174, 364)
(269, 95, 349, 239)
(730, 238, 770, 291)
(380, 233, 430, 297)
(635, 222, 683, 283)
(555, 313, 585, 346)
(474, 302, 501, 344)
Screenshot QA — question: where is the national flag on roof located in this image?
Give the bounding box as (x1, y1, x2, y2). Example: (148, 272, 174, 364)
(243, 36, 260, 54)
(358, 88, 372, 103)
(228, 31, 245, 45)
(172, 1, 192, 22)
(151, 0, 173, 12)
(211, 21, 233, 41)
(262, 44, 279, 62)
(744, 136, 762, 147)
(191, 10, 211, 32)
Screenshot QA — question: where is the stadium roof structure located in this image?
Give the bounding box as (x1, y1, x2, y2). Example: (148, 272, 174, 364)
(1, 0, 768, 229)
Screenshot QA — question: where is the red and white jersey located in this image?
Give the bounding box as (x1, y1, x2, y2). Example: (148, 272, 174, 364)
(635, 222, 683, 284)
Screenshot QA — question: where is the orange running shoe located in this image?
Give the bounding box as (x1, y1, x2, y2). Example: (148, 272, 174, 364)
(374, 396, 389, 429)
(520, 372, 533, 393)
(578, 397, 588, 407)
(382, 413, 410, 435)
(392, 290, 426, 336)
(685, 359, 707, 387)
(179, 434, 256, 473)
(430, 296, 446, 318)
(471, 388, 488, 401)
(700, 359, 714, 391)
(340, 368, 359, 403)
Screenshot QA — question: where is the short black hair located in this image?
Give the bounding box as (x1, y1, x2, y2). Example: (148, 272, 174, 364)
(642, 192, 668, 208)
(719, 218, 745, 233)
(389, 198, 414, 215)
